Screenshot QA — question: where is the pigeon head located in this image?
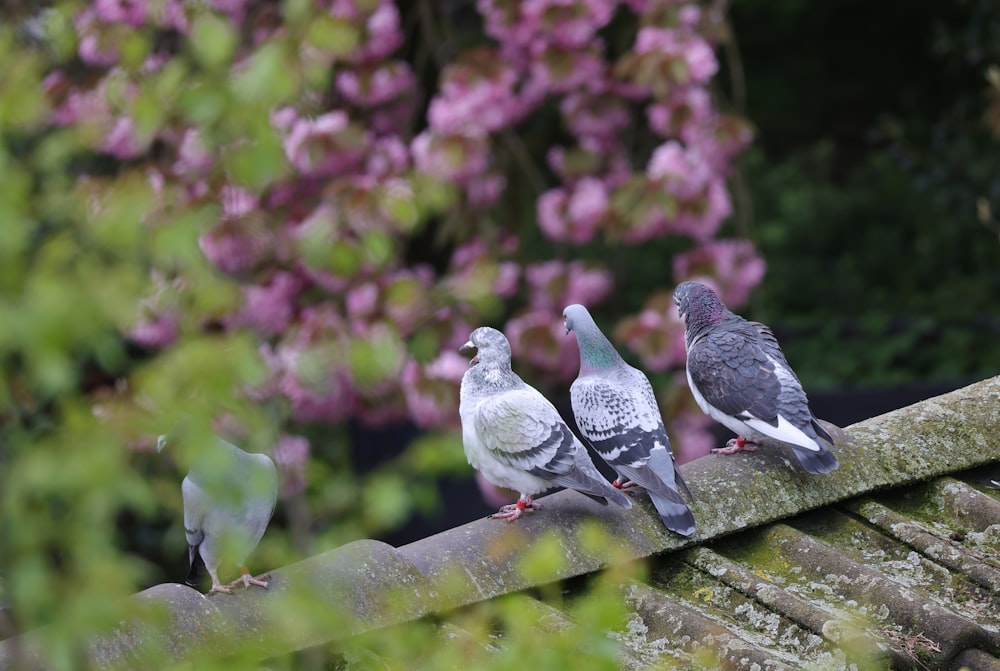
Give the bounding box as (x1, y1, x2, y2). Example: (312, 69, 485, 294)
(460, 326, 511, 367)
(563, 303, 622, 372)
(673, 281, 726, 324)
(562, 303, 590, 335)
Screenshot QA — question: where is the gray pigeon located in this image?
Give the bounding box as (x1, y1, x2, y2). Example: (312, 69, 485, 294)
(459, 326, 632, 520)
(563, 304, 695, 537)
(158, 433, 278, 594)
(672, 281, 839, 474)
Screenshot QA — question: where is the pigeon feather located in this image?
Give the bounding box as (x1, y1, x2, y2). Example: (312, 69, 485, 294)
(161, 434, 278, 592)
(459, 326, 631, 518)
(564, 304, 695, 536)
(673, 281, 838, 474)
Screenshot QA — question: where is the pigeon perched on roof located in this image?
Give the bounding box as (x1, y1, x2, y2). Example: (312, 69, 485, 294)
(158, 433, 278, 594)
(459, 326, 632, 521)
(563, 304, 695, 537)
(672, 281, 839, 474)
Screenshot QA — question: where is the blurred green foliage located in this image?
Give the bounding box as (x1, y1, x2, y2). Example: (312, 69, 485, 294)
(730, 0, 1000, 388)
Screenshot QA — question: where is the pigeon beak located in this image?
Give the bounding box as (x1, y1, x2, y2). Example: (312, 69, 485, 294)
(156, 435, 168, 453)
(459, 341, 479, 365)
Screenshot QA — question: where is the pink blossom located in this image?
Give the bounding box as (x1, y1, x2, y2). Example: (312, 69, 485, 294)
(561, 87, 631, 151)
(673, 239, 766, 308)
(382, 270, 432, 333)
(338, 1, 403, 63)
(236, 272, 302, 337)
(505, 309, 580, 381)
(208, 0, 249, 23)
(365, 135, 410, 179)
(271, 434, 310, 497)
(282, 111, 367, 177)
(160, 0, 189, 32)
(646, 88, 713, 138)
(525, 260, 613, 313)
(268, 308, 356, 424)
(495, 262, 521, 297)
(615, 297, 687, 372)
(678, 5, 702, 29)
(337, 62, 415, 107)
(400, 352, 466, 428)
(95, 0, 147, 27)
(127, 273, 184, 348)
(220, 186, 258, 220)
(198, 219, 267, 274)
(281, 367, 354, 424)
(671, 410, 715, 464)
(346, 283, 379, 319)
(464, 173, 506, 206)
(173, 128, 213, 178)
(428, 56, 520, 136)
(529, 43, 606, 94)
(538, 177, 612, 243)
(369, 97, 417, 136)
(129, 313, 178, 348)
(76, 10, 120, 66)
(102, 117, 144, 159)
(647, 141, 711, 198)
(411, 131, 491, 183)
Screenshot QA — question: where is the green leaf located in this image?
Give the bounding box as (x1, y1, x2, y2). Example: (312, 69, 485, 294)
(306, 15, 361, 55)
(232, 42, 299, 104)
(224, 134, 290, 189)
(189, 13, 238, 70)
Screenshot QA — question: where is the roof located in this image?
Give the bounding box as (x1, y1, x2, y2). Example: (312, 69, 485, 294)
(2, 376, 999, 670)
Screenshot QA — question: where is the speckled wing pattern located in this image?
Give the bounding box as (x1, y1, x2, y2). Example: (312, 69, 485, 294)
(571, 369, 695, 536)
(570, 372, 663, 468)
(472, 388, 627, 502)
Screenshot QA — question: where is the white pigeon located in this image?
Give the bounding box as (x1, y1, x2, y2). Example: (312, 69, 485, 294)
(458, 326, 632, 521)
(158, 433, 278, 594)
(672, 281, 839, 474)
(563, 304, 695, 536)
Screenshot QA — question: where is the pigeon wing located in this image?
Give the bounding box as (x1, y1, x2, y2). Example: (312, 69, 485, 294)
(688, 326, 781, 425)
(474, 388, 627, 504)
(571, 375, 659, 467)
(751, 321, 835, 447)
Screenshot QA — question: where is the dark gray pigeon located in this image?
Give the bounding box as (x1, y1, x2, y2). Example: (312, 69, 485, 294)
(158, 433, 278, 594)
(563, 304, 695, 536)
(672, 281, 839, 474)
(459, 326, 632, 521)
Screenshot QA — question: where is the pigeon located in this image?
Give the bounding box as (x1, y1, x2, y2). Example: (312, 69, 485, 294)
(672, 281, 839, 474)
(563, 304, 696, 537)
(158, 433, 278, 594)
(458, 326, 632, 521)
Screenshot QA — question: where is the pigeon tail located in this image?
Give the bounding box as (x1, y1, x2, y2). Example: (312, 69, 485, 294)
(791, 445, 839, 474)
(573, 478, 633, 509)
(647, 447, 693, 502)
(646, 489, 696, 537)
(619, 463, 695, 536)
(185, 543, 203, 588)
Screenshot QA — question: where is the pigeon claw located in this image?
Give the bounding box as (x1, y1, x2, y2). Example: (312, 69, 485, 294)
(489, 496, 540, 522)
(208, 583, 234, 595)
(712, 437, 760, 455)
(613, 478, 638, 490)
(225, 567, 270, 591)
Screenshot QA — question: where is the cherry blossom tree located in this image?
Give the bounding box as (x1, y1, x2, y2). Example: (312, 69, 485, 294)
(50, 0, 763, 494)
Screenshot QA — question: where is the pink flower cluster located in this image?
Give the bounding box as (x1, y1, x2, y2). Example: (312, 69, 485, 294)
(56, 0, 763, 478)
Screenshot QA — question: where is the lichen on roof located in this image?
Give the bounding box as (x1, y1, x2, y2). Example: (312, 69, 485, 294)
(2, 376, 999, 670)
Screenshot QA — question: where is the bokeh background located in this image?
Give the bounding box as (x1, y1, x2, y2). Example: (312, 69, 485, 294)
(1, 0, 997, 668)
